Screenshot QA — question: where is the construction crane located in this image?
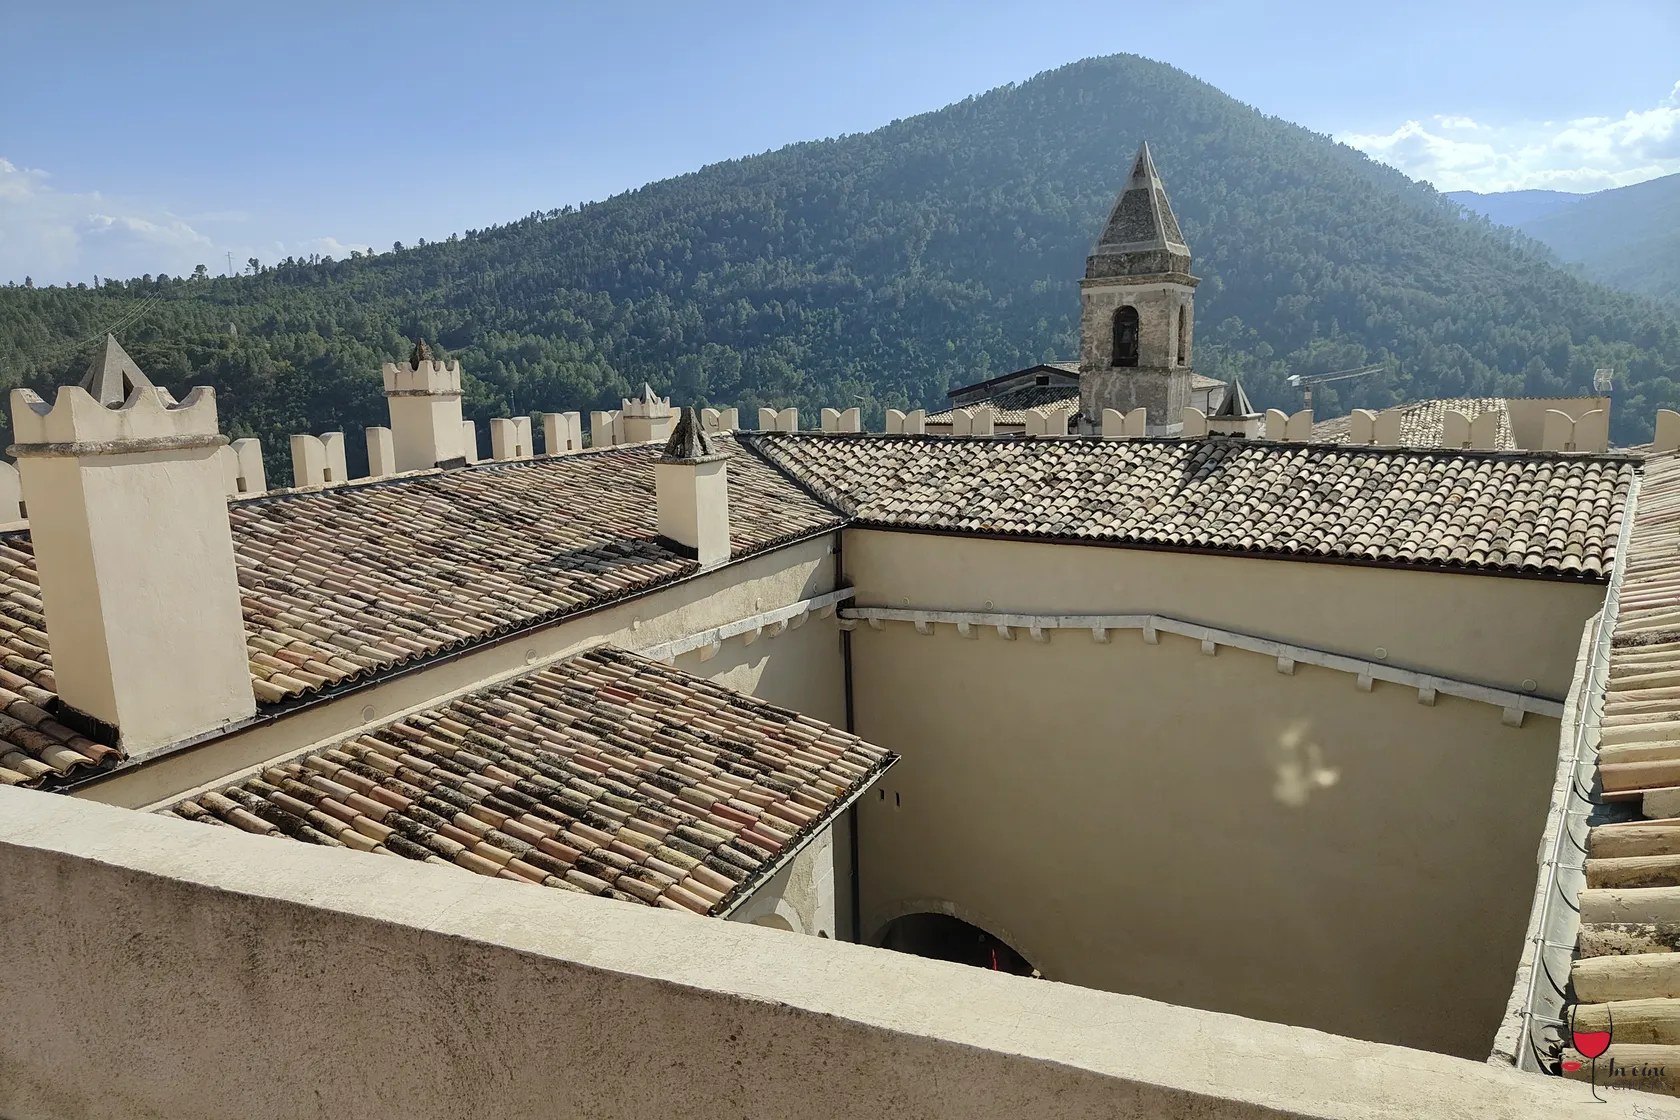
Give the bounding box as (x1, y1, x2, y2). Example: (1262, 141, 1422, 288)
(1285, 363, 1385, 411)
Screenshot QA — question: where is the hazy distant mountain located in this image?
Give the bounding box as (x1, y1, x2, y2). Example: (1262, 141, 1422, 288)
(3, 53, 1679, 468)
(1446, 188, 1585, 227)
(1453, 173, 1680, 305)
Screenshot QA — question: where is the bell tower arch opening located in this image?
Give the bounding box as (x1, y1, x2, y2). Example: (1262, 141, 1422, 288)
(1112, 306, 1140, 368)
(1177, 304, 1190, 366)
(876, 912, 1036, 976)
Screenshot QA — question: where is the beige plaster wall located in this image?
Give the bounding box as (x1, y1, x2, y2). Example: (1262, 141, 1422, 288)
(844, 530, 1603, 696)
(22, 447, 255, 752)
(851, 621, 1557, 1059)
(1504, 397, 1609, 450)
(729, 823, 837, 939)
(668, 596, 846, 729)
(844, 530, 1590, 1058)
(1, 788, 1654, 1120)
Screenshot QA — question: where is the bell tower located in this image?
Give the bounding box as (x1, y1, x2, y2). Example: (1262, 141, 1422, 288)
(1078, 141, 1198, 435)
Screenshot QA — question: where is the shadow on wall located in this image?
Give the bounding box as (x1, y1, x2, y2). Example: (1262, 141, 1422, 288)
(879, 912, 1037, 977)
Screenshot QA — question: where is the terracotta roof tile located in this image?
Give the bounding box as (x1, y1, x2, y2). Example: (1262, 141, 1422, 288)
(161, 646, 893, 913)
(1312, 399, 1516, 450)
(928, 375, 1225, 426)
(0, 440, 839, 785)
(1559, 455, 1680, 1090)
(744, 432, 1632, 579)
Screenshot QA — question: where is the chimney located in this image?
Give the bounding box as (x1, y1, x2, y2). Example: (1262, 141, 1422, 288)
(382, 339, 466, 470)
(655, 407, 731, 569)
(623, 384, 676, 444)
(9, 336, 254, 752)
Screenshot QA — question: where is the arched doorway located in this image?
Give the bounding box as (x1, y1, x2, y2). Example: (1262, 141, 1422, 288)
(876, 912, 1036, 976)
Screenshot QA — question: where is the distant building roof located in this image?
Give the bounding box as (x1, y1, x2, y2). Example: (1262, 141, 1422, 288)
(745, 432, 1632, 580)
(162, 645, 894, 915)
(1312, 399, 1516, 450)
(933, 365, 1223, 425)
(927, 384, 1080, 425)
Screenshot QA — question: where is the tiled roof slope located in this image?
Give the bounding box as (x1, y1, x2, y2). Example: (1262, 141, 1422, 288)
(1565, 454, 1680, 1091)
(927, 384, 1079, 425)
(1312, 399, 1516, 450)
(929, 374, 1224, 425)
(0, 440, 840, 786)
(163, 646, 893, 915)
(745, 432, 1633, 579)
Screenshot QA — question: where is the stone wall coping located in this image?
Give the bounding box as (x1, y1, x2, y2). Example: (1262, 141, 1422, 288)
(0, 787, 1665, 1119)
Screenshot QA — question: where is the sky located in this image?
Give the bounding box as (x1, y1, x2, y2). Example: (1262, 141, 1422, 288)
(1, 0, 1677, 285)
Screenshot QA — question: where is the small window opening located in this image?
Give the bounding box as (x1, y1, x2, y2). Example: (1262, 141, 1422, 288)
(235, 475, 248, 493)
(1035, 374, 1050, 386)
(1177, 305, 1189, 366)
(17, 501, 26, 520)
(1112, 306, 1140, 368)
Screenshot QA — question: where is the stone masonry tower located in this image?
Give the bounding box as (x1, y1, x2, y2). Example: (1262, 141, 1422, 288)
(1078, 141, 1198, 435)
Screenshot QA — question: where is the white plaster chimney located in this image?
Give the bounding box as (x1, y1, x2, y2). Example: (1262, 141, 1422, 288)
(623, 384, 676, 444)
(381, 340, 466, 471)
(9, 336, 255, 752)
(655, 407, 731, 569)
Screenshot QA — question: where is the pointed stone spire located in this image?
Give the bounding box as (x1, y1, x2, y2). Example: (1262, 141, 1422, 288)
(661, 407, 724, 463)
(407, 338, 433, 370)
(642, 383, 659, 405)
(80, 335, 154, 407)
(1211, 376, 1255, 419)
(1088, 141, 1191, 278)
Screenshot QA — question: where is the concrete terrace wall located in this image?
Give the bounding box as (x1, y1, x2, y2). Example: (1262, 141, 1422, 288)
(0, 788, 1661, 1120)
(843, 530, 1601, 1059)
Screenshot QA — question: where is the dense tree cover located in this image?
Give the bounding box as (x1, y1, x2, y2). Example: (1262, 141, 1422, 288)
(1501, 172, 1680, 308)
(2, 54, 1679, 477)
(1577, 230, 1680, 307)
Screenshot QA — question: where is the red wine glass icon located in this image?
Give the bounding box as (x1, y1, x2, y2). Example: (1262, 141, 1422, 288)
(1567, 1004, 1613, 1102)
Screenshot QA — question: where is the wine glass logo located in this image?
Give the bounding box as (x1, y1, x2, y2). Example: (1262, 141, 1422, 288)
(1564, 1004, 1613, 1102)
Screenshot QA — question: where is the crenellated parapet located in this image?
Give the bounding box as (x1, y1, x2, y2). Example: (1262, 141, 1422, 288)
(11, 380, 221, 456)
(381, 358, 463, 399)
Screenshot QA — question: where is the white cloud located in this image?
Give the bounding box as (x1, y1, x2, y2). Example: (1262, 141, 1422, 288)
(1342, 80, 1680, 193)
(0, 157, 368, 285)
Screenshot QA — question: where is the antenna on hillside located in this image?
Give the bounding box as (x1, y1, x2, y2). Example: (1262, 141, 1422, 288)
(226, 251, 234, 277)
(1594, 368, 1615, 394)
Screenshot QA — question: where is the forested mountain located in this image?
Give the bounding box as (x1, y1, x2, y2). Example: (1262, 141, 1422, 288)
(1454, 173, 1680, 307)
(3, 53, 1679, 475)
(1519, 172, 1680, 307)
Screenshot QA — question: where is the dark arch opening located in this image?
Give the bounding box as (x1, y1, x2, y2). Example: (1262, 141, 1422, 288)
(877, 913, 1036, 976)
(1111, 306, 1140, 368)
(1177, 305, 1189, 366)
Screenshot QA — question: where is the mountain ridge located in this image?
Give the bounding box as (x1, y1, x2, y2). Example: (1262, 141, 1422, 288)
(1, 53, 1677, 471)
(1451, 173, 1680, 306)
